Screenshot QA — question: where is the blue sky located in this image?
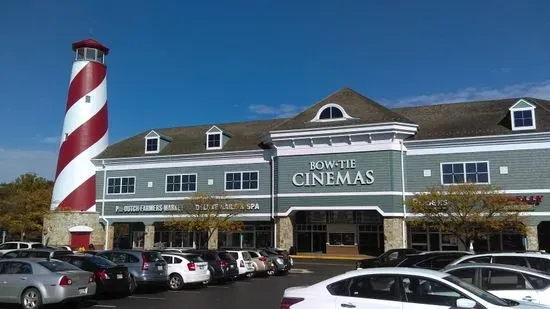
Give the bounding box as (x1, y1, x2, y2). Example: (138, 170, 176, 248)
(1, 0, 550, 182)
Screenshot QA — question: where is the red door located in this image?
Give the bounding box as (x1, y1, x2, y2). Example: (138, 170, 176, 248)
(70, 232, 91, 249)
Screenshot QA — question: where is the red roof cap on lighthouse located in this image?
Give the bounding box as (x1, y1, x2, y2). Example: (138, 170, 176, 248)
(72, 38, 110, 55)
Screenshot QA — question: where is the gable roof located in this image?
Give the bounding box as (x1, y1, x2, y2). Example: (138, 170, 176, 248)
(96, 119, 285, 159)
(393, 97, 550, 140)
(270, 87, 415, 131)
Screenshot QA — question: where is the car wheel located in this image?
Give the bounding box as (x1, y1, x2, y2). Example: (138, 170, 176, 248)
(128, 275, 137, 294)
(267, 267, 275, 276)
(21, 287, 42, 309)
(169, 273, 184, 290)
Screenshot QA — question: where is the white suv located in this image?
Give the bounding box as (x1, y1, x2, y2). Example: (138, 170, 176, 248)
(161, 252, 211, 290)
(446, 252, 550, 273)
(0, 241, 43, 255)
(227, 250, 255, 278)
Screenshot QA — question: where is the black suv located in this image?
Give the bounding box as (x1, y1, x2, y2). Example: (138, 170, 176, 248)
(186, 249, 239, 283)
(356, 248, 419, 269)
(396, 251, 473, 270)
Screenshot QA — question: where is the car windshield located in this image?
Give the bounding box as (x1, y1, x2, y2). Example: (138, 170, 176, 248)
(143, 252, 164, 262)
(218, 252, 236, 261)
(38, 260, 81, 272)
(443, 275, 512, 307)
(183, 254, 204, 263)
(89, 256, 117, 268)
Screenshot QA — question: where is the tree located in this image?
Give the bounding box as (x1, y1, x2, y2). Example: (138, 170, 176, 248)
(163, 192, 253, 248)
(0, 173, 53, 241)
(407, 183, 533, 248)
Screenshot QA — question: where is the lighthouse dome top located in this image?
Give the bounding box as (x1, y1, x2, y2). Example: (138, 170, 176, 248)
(72, 38, 110, 55)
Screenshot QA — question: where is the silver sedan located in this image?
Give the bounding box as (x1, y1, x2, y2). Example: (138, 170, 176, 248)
(0, 258, 96, 309)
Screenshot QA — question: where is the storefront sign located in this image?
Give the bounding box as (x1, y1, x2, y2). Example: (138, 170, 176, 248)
(114, 203, 261, 213)
(292, 159, 374, 187)
(516, 195, 544, 206)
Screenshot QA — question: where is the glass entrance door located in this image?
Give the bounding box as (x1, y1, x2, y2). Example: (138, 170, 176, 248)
(312, 232, 327, 253)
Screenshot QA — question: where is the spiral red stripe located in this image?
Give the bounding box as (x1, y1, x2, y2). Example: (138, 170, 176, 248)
(55, 104, 108, 178)
(66, 62, 106, 111)
(57, 176, 96, 211)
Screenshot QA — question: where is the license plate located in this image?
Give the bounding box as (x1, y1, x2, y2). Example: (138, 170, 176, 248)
(157, 266, 163, 271)
(78, 288, 87, 295)
(117, 274, 123, 279)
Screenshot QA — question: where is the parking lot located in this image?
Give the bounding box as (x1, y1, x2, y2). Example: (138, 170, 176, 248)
(67, 259, 353, 309)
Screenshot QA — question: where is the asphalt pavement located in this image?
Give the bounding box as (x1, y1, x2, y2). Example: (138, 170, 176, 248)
(25, 259, 356, 309)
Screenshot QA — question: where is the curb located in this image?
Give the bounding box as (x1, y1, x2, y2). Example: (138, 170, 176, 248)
(291, 255, 367, 261)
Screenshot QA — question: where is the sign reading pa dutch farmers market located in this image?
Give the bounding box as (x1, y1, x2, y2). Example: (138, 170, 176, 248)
(114, 202, 260, 213)
(292, 159, 374, 187)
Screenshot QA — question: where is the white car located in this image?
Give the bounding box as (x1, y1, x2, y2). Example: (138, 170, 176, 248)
(281, 267, 549, 309)
(0, 242, 43, 255)
(446, 252, 550, 273)
(444, 263, 550, 306)
(161, 252, 210, 290)
(226, 250, 255, 278)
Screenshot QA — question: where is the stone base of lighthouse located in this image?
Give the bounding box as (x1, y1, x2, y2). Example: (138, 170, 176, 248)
(43, 211, 106, 250)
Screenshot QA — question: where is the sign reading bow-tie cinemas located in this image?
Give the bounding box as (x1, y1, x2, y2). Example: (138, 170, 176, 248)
(292, 159, 375, 187)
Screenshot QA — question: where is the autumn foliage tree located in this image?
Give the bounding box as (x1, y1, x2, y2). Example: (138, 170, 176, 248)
(0, 173, 53, 241)
(164, 193, 253, 248)
(408, 183, 533, 248)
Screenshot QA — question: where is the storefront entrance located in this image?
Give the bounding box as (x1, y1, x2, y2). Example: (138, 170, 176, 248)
(218, 223, 273, 248)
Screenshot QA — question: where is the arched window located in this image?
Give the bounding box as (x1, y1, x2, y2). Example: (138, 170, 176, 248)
(319, 106, 344, 120)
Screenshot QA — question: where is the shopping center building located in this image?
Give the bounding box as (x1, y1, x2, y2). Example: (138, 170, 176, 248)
(92, 88, 550, 256)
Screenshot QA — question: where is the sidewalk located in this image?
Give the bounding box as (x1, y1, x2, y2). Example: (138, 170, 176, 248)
(291, 253, 373, 261)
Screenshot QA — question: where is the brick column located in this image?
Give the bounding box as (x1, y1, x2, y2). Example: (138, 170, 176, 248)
(208, 228, 218, 249)
(384, 217, 405, 251)
(144, 224, 155, 250)
(277, 216, 293, 251)
(526, 225, 539, 251)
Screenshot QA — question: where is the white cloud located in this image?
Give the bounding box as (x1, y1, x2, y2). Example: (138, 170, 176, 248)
(40, 136, 60, 144)
(386, 80, 550, 107)
(248, 104, 303, 118)
(0, 148, 56, 183)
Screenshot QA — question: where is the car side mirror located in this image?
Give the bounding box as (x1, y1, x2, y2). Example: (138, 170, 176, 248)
(456, 298, 477, 309)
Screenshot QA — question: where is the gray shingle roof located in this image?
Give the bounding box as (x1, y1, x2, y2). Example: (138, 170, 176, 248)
(95, 88, 550, 159)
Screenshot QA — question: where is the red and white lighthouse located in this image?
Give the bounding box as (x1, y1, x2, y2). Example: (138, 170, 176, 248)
(51, 38, 109, 212)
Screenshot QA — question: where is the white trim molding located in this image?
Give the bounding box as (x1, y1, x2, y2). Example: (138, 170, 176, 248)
(510, 99, 536, 131)
(224, 170, 260, 191)
(310, 103, 356, 122)
(69, 225, 93, 232)
(165, 173, 198, 193)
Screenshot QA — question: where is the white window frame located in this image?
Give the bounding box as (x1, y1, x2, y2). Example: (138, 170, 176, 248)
(165, 173, 198, 193)
(224, 171, 260, 191)
(106, 176, 136, 195)
(145, 137, 160, 154)
(440, 161, 491, 185)
(511, 107, 536, 131)
(310, 103, 356, 123)
(206, 132, 222, 150)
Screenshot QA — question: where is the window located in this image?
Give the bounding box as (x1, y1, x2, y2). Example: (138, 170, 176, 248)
(146, 138, 159, 153)
(402, 276, 464, 306)
(525, 274, 550, 290)
(19, 244, 29, 249)
(459, 256, 491, 264)
(493, 256, 528, 267)
(526, 257, 550, 272)
(207, 133, 221, 149)
(0, 243, 17, 250)
(76, 48, 85, 60)
(97, 50, 104, 63)
(225, 172, 258, 191)
(173, 257, 184, 264)
(166, 174, 197, 192)
(162, 256, 173, 264)
(107, 177, 136, 194)
(85, 95, 91, 103)
(2, 262, 33, 274)
(481, 269, 531, 290)
(85, 48, 96, 61)
(329, 233, 355, 246)
(441, 162, 489, 184)
(447, 268, 476, 285)
(415, 255, 464, 270)
(327, 275, 400, 301)
(320, 106, 344, 120)
(513, 110, 533, 128)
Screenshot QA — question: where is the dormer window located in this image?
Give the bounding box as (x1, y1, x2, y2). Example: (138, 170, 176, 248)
(145, 137, 159, 153)
(207, 133, 221, 149)
(311, 103, 356, 122)
(509, 99, 536, 131)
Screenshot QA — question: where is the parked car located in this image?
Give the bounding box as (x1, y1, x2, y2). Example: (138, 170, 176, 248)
(259, 248, 291, 275)
(2, 249, 73, 260)
(0, 242, 44, 255)
(247, 249, 275, 276)
(226, 250, 255, 278)
(444, 263, 550, 306)
(356, 248, 420, 269)
(96, 250, 168, 291)
(186, 249, 239, 283)
(161, 252, 210, 290)
(59, 254, 132, 296)
(0, 258, 96, 309)
(447, 252, 550, 273)
(281, 267, 539, 309)
(395, 251, 473, 270)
